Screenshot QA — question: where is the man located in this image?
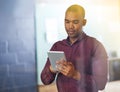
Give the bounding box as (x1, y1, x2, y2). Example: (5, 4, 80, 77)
(41, 4, 108, 92)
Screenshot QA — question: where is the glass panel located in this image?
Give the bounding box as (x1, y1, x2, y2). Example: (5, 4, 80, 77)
(35, 0, 120, 92)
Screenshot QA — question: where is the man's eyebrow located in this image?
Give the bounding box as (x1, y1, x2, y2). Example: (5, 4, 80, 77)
(73, 20, 79, 21)
(65, 19, 79, 21)
(65, 19, 69, 21)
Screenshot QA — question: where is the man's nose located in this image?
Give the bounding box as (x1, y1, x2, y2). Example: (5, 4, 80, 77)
(69, 22, 74, 29)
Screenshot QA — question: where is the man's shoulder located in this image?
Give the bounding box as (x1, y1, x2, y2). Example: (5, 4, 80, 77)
(86, 35, 106, 49)
(50, 39, 67, 50)
(84, 34, 103, 47)
(53, 39, 67, 45)
(85, 35, 97, 42)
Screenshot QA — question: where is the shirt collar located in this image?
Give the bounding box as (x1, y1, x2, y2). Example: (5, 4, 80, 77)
(66, 32, 86, 45)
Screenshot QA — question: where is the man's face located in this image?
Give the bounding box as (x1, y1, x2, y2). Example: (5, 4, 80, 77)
(65, 11, 85, 39)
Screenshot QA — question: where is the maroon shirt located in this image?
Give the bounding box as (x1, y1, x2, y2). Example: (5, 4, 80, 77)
(41, 33, 108, 92)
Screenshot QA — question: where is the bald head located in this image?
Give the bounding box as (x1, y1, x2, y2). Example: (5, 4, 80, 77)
(65, 4, 85, 19)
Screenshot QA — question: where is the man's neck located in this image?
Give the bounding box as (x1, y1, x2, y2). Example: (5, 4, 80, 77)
(69, 38, 78, 45)
(70, 31, 83, 45)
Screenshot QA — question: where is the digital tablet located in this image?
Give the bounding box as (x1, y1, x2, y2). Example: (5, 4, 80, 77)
(47, 51, 66, 70)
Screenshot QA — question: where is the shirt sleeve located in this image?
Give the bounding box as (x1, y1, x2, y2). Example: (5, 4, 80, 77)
(69, 40, 108, 92)
(92, 41, 108, 90)
(41, 43, 58, 85)
(80, 40, 108, 91)
(41, 58, 56, 85)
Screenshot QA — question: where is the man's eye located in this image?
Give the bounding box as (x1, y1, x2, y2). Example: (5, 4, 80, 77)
(65, 21, 70, 23)
(73, 20, 79, 24)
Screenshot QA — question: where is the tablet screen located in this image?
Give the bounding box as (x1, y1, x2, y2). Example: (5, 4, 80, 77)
(47, 51, 66, 70)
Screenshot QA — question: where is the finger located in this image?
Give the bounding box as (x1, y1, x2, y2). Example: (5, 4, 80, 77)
(62, 65, 68, 70)
(59, 68, 68, 75)
(57, 65, 68, 73)
(67, 62, 72, 65)
(57, 66, 64, 73)
(61, 69, 71, 77)
(56, 60, 64, 64)
(57, 65, 66, 71)
(56, 61, 68, 67)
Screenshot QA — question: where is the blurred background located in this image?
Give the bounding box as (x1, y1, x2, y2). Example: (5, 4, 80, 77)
(35, 0, 120, 92)
(1, 0, 119, 92)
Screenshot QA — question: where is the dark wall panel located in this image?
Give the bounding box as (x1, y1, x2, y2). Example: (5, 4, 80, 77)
(0, 0, 37, 92)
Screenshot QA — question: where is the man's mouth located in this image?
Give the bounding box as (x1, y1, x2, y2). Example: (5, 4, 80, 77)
(68, 31, 75, 34)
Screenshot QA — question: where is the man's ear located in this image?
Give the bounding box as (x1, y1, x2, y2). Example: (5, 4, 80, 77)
(82, 19, 87, 26)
